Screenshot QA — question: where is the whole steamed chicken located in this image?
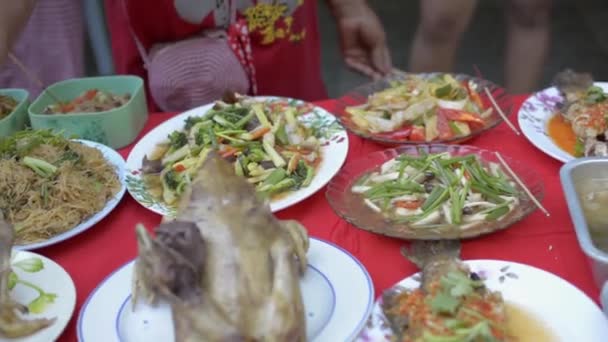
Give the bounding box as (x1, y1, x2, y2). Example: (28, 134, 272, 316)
(132, 152, 310, 341)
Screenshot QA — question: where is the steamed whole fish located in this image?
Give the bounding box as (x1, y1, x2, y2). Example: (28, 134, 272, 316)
(382, 240, 511, 342)
(553, 69, 608, 157)
(132, 152, 309, 341)
(0, 213, 55, 338)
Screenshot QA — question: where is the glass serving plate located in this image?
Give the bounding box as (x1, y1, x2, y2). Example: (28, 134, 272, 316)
(335, 72, 514, 146)
(325, 144, 544, 240)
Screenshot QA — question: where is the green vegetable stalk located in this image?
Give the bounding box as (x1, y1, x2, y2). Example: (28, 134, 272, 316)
(22, 156, 57, 178)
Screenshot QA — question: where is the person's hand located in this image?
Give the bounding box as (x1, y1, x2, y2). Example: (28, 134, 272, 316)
(329, 0, 392, 79)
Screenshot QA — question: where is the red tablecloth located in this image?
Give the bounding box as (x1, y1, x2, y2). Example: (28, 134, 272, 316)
(45, 95, 598, 342)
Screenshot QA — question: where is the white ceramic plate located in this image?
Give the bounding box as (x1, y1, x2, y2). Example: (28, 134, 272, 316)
(77, 237, 373, 342)
(0, 251, 77, 342)
(357, 259, 608, 342)
(125, 97, 349, 217)
(14, 139, 127, 250)
(518, 82, 608, 163)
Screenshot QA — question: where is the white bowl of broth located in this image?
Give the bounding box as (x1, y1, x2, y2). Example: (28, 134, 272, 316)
(560, 157, 608, 314)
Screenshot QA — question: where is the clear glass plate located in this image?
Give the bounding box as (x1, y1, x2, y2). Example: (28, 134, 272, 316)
(325, 144, 544, 240)
(335, 72, 514, 146)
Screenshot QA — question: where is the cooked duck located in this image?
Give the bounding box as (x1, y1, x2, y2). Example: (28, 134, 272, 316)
(132, 152, 309, 341)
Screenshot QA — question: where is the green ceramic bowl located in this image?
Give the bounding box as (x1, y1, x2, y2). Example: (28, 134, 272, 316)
(28, 76, 148, 149)
(0, 89, 30, 137)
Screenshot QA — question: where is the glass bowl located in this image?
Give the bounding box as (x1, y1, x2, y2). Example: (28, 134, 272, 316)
(334, 72, 514, 146)
(325, 144, 544, 240)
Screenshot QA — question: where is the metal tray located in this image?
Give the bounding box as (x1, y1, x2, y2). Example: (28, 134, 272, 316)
(560, 157, 608, 296)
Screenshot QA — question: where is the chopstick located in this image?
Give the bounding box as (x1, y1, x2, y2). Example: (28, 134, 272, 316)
(391, 68, 408, 78)
(495, 151, 550, 217)
(8, 52, 63, 104)
(483, 87, 520, 136)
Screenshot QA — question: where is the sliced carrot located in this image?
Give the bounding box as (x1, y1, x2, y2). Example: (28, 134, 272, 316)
(173, 164, 186, 172)
(249, 126, 271, 140)
(220, 146, 239, 158)
(394, 200, 422, 209)
(84, 89, 98, 100)
(310, 156, 322, 169)
(61, 103, 75, 113)
(439, 108, 485, 125)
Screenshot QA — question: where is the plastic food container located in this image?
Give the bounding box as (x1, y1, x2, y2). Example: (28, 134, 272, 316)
(28, 76, 148, 149)
(0, 88, 30, 137)
(560, 157, 608, 315)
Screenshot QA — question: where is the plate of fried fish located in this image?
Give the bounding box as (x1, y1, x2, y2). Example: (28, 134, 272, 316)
(519, 69, 608, 162)
(357, 241, 608, 342)
(79, 154, 372, 341)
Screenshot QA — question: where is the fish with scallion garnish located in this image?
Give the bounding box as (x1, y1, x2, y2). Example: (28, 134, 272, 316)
(351, 150, 521, 230)
(382, 240, 512, 342)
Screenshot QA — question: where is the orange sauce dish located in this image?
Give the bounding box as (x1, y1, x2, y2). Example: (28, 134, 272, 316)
(547, 114, 577, 156)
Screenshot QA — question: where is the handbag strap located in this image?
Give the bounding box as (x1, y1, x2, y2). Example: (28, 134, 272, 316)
(121, 0, 152, 67)
(120, 0, 257, 94)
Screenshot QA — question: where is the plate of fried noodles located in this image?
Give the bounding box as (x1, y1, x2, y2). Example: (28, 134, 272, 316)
(0, 129, 125, 250)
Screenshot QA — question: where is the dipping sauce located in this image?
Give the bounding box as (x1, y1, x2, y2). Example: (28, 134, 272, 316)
(506, 302, 557, 341)
(547, 114, 577, 156)
(576, 177, 608, 252)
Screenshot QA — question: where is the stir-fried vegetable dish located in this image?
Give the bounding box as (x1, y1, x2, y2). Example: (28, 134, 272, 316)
(352, 151, 521, 229)
(385, 267, 509, 341)
(43, 89, 131, 114)
(142, 94, 322, 206)
(345, 74, 493, 141)
(0, 95, 18, 119)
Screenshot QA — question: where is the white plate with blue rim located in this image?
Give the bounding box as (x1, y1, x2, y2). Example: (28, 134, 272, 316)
(14, 139, 126, 251)
(77, 237, 374, 342)
(518, 82, 608, 163)
(1, 250, 77, 342)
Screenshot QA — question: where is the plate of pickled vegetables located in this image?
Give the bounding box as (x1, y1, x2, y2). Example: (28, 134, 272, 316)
(126, 94, 348, 217)
(326, 144, 544, 240)
(338, 73, 513, 145)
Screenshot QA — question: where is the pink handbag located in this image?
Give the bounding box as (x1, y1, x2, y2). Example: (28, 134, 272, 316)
(122, 0, 255, 112)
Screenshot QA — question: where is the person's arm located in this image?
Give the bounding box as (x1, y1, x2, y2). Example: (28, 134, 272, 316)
(0, 0, 37, 64)
(325, 0, 392, 79)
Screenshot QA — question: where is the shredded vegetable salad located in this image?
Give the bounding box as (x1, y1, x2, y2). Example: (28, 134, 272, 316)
(43, 89, 131, 114)
(141, 94, 322, 206)
(0, 95, 18, 119)
(352, 151, 521, 229)
(345, 74, 493, 141)
(385, 268, 509, 342)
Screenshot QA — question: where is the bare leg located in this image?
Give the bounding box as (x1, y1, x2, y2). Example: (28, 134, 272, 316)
(504, 0, 552, 94)
(409, 0, 478, 72)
